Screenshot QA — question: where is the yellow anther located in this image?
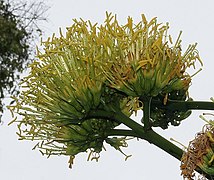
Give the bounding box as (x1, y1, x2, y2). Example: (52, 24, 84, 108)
(207, 131, 214, 143)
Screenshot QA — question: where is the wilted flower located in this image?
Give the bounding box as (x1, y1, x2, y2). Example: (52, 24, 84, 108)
(181, 114, 214, 179)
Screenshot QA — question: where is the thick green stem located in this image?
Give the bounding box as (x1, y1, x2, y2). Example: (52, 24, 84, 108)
(106, 129, 138, 137)
(143, 130, 183, 160)
(89, 104, 192, 160)
(109, 109, 183, 161)
(106, 128, 183, 160)
(88, 100, 214, 179)
(152, 100, 214, 111)
(106, 129, 208, 178)
(88, 109, 115, 120)
(142, 96, 152, 131)
(89, 107, 183, 160)
(168, 100, 214, 111)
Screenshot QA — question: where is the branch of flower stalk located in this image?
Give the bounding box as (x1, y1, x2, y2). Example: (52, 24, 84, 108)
(96, 107, 214, 176)
(106, 128, 183, 161)
(87, 109, 117, 120)
(113, 111, 183, 160)
(88, 108, 183, 161)
(106, 130, 212, 179)
(106, 129, 139, 137)
(151, 100, 214, 111)
(107, 129, 212, 179)
(141, 96, 152, 131)
(88, 108, 145, 133)
(142, 130, 183, 161)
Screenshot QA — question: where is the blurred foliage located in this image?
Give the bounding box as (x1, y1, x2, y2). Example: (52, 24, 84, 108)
(0, 0, 47, 119)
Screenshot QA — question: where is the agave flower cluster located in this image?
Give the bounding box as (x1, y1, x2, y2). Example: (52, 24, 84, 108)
(181, 115, 214, 179)
(100, 14, 201, 97)
(9, 12, 201, 166)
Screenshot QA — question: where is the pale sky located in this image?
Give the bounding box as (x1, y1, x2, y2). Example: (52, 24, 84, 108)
(1, 0, 214, 179)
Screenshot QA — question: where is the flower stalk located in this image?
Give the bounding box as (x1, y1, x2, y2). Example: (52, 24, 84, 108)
(152, 99, 214, 111)
(141, 96, 152, 131)
(90, 106, 183, 161)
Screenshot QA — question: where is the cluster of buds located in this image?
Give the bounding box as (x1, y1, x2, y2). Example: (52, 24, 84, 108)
(181, 114, 214, 179)
(150, 89, 192, 129)
(8, 12, 202, 167)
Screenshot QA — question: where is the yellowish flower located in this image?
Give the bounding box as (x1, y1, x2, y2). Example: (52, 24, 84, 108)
(99, 13, 202, 97)
(8, 13, 137, 167)
(8, 12, 202, 168)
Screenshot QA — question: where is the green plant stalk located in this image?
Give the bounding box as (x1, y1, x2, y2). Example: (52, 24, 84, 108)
(106, 128, 183, 160)
(89, 108, 183, 161)
(88, 100, 214, 162)
(107, 129, 209, 178)
(152, 100, 214, 111)
(113, 110, 183, 161)
(141, 96, 152, 131)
